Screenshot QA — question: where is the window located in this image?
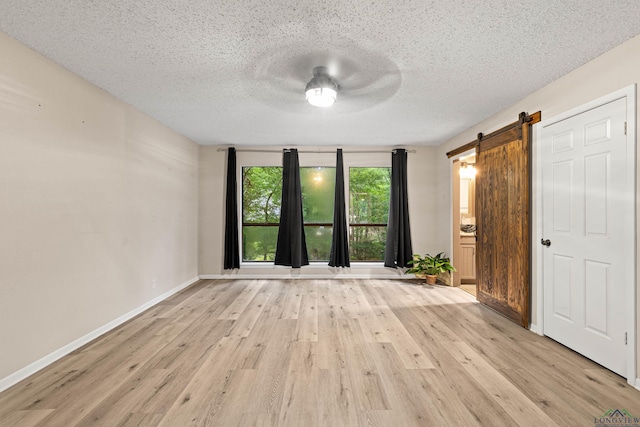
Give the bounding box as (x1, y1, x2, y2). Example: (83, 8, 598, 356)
(300, 167, 335, 261)
(242, 166, 336, 262)
(349, 167, 391, 261)
(242, 165, 390, 263)
(242, 167, 282, 261)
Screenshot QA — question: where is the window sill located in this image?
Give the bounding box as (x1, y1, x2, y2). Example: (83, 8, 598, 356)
(239, 261, 387, 268)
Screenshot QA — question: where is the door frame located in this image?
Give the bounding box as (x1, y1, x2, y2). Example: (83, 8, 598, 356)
(452, 158, 462, 287)
(535, 84, 637, 385)
(450, 149, 477, 288)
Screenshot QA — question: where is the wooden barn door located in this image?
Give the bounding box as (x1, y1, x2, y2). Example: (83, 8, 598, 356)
(475, 112, 539, 328)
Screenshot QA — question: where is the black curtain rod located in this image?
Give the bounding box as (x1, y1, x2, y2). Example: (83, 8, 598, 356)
(215, 148, 416, 154)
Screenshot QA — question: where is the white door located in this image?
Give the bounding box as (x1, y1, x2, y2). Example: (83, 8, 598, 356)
(541, 97, 631, 376)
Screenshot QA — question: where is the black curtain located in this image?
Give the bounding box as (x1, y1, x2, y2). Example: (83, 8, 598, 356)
(384, 149, 413, 268)
(224, 147, 240, 269)
(329, 149, 350, 267)
(275, 149, 309, 268)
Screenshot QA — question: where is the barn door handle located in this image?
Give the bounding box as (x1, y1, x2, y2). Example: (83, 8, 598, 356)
(541, 239, 551, 247)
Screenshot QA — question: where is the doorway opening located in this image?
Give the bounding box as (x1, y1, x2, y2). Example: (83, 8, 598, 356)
(452, 153, 477, 296)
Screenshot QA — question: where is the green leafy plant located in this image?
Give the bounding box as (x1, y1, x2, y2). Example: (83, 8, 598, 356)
(406, 252, 456, 276)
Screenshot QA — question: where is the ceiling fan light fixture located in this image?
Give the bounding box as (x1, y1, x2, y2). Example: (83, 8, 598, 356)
(305, 66, 338, 107)
(306, 87, 337, 107)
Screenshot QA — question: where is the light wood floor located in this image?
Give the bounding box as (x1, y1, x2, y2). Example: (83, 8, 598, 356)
(1, 279, 639, 426)
(458, 284, 477, 297)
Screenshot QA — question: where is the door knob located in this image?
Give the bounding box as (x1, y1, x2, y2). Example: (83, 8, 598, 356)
(541, 239, 551, 247)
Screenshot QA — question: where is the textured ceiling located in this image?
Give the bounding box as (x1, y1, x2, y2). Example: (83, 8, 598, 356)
(2, 1, 640, 146)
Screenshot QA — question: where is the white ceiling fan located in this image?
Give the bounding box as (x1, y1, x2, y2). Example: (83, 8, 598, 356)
(242, 43, 402, 113)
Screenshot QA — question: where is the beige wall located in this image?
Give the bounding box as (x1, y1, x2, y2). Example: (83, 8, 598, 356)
(435, 33, 640, 379)
(0, 32, 199, 381)
(199, 146, 226, 274)
(198, 145, 439, 278)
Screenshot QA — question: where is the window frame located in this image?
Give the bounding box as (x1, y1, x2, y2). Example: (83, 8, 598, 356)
(236, 151, 391, 266)
(240, 165, 282, 262)
(348, 166, 391, 262)
(240, 165, 337, 262)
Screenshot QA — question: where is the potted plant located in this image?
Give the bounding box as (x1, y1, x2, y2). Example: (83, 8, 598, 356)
(406, 252, 456, 285)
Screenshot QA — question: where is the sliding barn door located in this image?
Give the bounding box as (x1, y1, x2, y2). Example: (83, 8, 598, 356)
(475, 113, 538, 328)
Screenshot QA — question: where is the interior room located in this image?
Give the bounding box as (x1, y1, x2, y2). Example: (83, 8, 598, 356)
(1, 1, 640, 425)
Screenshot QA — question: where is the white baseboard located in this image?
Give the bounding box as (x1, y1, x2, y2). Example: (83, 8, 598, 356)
(635, 377, 640, 392)
(529, 323, 544, 336)
(199, 274, 413, 280)
(0, 276, 200, 393)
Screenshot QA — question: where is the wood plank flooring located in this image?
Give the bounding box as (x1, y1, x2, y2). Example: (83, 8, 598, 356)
(1, 279, 638, 426)
(458, 284, 477, 297)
